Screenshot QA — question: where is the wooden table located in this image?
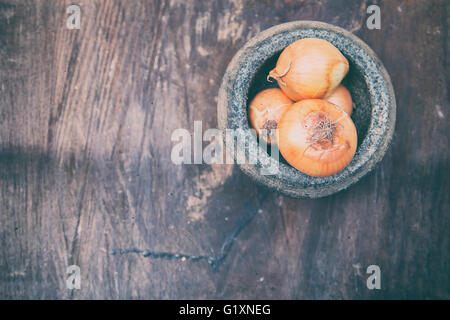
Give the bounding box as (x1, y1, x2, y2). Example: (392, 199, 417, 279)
(0, 0, 448, 299)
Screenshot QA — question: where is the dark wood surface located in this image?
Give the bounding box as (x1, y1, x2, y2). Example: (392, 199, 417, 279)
(0, 0, 448, 299)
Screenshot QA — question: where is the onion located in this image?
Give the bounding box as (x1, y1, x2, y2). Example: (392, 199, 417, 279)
(249, 88, 292, 144)
(268, 38, 349, 101)
(278, 99, 357, 177)
(324, 84, 353, 115)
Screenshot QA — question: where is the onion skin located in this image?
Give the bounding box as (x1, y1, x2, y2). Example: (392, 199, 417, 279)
(324, 85, 353, 115)
(249, 88, 292, 144)
(278, 99, 357, 177)
(269, 38, 349, 101)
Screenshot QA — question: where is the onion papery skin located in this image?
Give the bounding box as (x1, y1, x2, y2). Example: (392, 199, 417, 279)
(324, 84, 353, 115)
(269, 38, 349, 101)
(278, 99, 357, 177)
(249, 88, 293, 144)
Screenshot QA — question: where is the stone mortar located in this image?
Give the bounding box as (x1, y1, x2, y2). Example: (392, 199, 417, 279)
(217, 21, 396, 198)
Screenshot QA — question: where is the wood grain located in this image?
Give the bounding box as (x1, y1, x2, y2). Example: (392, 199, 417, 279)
(0, 0, 448, 299)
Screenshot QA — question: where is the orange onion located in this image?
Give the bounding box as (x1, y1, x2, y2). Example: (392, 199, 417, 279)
(268, 38, 349, 101)
(278, 99, 357, 177)
(324, 84, 353, 115)
(248, 88, 293, 144)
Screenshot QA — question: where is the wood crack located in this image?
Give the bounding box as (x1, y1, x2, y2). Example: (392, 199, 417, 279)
(111, 190, 269, 271)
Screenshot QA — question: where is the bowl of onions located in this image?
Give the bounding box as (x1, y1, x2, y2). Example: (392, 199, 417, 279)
(217, 21, 396, 198)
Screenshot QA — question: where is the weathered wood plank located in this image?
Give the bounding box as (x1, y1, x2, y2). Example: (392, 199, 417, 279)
(0, 0, 448, 299)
